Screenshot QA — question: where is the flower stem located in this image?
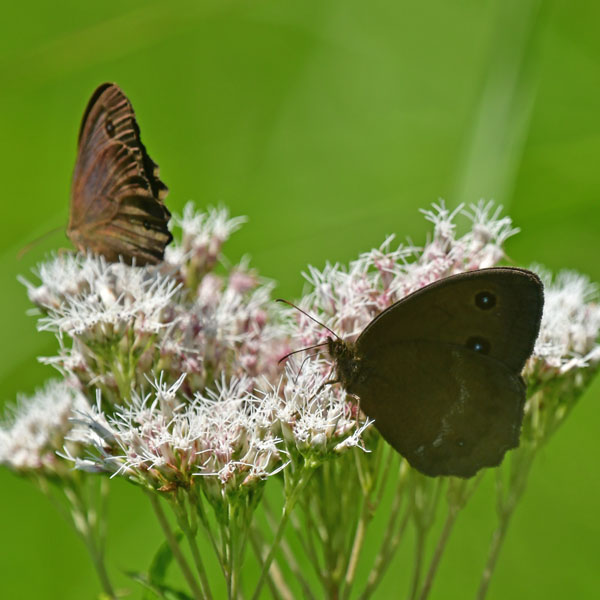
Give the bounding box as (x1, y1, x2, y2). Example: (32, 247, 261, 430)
(359, 463, 411, 599)
(173, 494, 213, 600)
(249, 527, 294, 600)
(343, 443, 396, 599)
(417, 509, 458, 600)
(261, 501, 316, 598)
(408, 527, 426, 600)
(227, 504, 242, 600)
(81, 523, 117, 600)
(476, 510, 513, 600)
(343, 508, 368, 598)
(417, 474, 482, 600)
(147, 491, 205, 600)
(192, 488, 226, 575)
(251, 466, 315, 600)
(477, 450, 535, 599)
(407, 476, 444, 600)
(60, 478, 117, 600)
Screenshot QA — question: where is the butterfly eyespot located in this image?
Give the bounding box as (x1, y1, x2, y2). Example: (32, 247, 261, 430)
(456, 439, 465, 448)
(105, 119, 115, 136)
(475, 290, 496, 310)
(143, 220, 151, 230)
(466, 335, 490, 354)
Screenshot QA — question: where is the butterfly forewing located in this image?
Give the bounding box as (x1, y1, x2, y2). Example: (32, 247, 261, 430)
(348, 341, 527, 477)
(357, 268, 543, 372)
(68, 83, 172, 265)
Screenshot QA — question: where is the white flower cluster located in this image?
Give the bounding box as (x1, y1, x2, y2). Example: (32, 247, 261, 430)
(67, 360, 371, 495)
(297, 200, 518, 345)
(168, 203, 247, 260)
(27, 255, 180, 338)
(6, 200, 599, 495)
(0, 379, 89, 475)
(165, 203, 247, 274)
(261, 358, 373, 456)
(289, 201, 600, 417)
(161, 269, 289, 393)
(21, 206, 289, 405)
(533, 268, 600, 372)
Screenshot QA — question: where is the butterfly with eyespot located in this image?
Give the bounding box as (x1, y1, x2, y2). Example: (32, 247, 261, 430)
(288, 267, 544, 478)
(67, 83, 172, 266)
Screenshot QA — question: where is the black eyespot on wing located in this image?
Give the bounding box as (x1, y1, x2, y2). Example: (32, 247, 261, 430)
(475, 290, 496, 310)
(466, 336, 490, 354)
(105, 119, 115, 136)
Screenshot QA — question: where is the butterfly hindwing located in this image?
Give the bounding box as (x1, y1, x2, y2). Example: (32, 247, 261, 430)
(348, 340, 527, 477)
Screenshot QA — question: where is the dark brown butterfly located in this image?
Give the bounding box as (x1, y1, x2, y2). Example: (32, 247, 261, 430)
(67, 83, 172, 266)
(326, 267, 544, 478)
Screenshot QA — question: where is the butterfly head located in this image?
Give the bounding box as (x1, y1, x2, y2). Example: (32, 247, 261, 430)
(327, 337, 362, 391)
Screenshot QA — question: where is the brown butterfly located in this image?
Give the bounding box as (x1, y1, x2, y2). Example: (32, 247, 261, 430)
(67, 83, 172, 266)
(282, 267, 544, 478)
(327, 267, 544, 478)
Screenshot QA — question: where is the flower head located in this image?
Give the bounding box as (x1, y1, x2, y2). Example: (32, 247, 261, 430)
(0, 379, 90, 477)
(260, 358, 373, 459)
(520, 268, 600, 445)
(296, 200, 519, 349)
(66, 375, 285, 504)
(22, 206, 290, 409)
(531, 268, 600, 372)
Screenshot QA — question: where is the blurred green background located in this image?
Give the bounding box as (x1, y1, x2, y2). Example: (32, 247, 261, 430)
(1, 0, 599, 598)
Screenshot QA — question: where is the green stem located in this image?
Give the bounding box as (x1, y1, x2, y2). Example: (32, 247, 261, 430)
(418, 475, 482, 600)
(147, 492, 205, 600)
(228, 505, 238, 600)
(476, 510, 513, 600)
(408, 527, 426, 600)
(261, 506, 316, 599)
(342, 506, 368, 599)
(407, 476, 444, 600)
(192, 488, 225, 571)
(477, 450, 534, 600)
(417, 508, 458, 600)
(63, 480, 117, 600)
(98, 477, 110, 556)
(373, 444, 396, 508)
(343, 444, 396, 599)
(173, 495, 213, 600)
(251, 467, 315, 600)
(82, 520, 117, 599)
(249, 528, 291, 600)
(307, 502, 327, 578)
(359, 463, 410, 599)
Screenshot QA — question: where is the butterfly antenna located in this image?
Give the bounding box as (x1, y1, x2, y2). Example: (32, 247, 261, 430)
(276, 298, 341, 340)
(278, 342, 329, 365)
(17, 226, 65, 260)
(292, 356, 312, 385)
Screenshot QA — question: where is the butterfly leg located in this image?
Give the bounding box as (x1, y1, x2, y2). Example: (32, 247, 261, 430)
(316, 378, 340, 395)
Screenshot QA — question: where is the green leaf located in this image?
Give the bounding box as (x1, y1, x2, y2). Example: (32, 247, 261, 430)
(149, 534, 183, 586)
(126, 571, 193, 600)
